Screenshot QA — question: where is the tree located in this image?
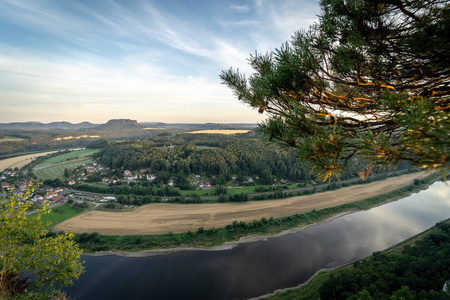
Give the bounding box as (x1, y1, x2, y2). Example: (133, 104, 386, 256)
(0, 186, 84, 298)
(221, 0, 449, 181)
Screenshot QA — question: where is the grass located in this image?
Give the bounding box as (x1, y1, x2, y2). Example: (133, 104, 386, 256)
(178, 186, 256, 197)
(34, 149, 99, 167)
(34, 158, 93, 180)
(40, 204, 84, 228)
(0, 135, 26, 143)
(33, 149, 99, 180)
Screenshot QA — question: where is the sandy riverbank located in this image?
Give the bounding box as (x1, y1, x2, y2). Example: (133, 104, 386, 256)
(53, 172, 428, 235)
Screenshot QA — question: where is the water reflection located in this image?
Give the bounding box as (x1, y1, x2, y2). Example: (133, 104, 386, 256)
(65, 182, 450, 300)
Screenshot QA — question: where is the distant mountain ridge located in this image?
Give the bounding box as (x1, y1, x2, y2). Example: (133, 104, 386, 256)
(0, 120, 258, 131)
(0, 121, 97, 130)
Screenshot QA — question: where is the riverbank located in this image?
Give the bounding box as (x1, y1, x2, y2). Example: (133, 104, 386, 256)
(76, 171, 442, 254)
(54, 171, 430, 235)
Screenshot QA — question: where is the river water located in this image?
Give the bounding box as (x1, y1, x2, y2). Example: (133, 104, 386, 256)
(65, 181, 450, 300)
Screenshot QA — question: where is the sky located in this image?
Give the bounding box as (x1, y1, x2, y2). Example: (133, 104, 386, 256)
(0, 0, 320, 124)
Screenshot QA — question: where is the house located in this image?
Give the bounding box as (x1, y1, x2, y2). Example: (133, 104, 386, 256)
(124, 170, 132, 176)
(247, 177, 254, 182)
(147, 174, 156, 181)
(45, 191, 58, 199)
(102, 177, 109, 183)
(1, 182, 11, 190)
(168, 180, 174, 186)
(33, 194, 44, 201)
(36, 198, 46, 205)
(55, 187, 63, 193)
(124, 174, 135, 181)
(198, 182, 204, 188)
(50, 195, 64, 203)
(205, 182, 211, 188)
(68, 180, 76, 185)
(98, 165, 104, 170)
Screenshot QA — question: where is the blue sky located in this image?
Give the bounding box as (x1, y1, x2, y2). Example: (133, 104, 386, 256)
(0, 0, 319, 123)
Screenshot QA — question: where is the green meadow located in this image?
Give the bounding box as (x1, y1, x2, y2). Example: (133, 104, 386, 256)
(0, 135, 26, 143)
(40, 204, 84, 227)
(35, 149, 99, 167)
(33, 149, 99, 180)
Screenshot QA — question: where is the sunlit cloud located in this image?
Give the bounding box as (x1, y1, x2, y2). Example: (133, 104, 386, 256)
(0, 0, 319, 123)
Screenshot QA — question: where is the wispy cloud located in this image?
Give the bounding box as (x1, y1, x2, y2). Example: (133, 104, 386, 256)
(229, 5, 250, 13)
(221, 19, 262, 28)
(0, 0, 319, 123)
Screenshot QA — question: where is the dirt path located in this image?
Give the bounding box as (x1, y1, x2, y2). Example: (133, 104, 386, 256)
(53, 172, 429, 235)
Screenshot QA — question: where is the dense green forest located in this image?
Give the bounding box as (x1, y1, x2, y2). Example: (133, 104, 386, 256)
(96, 133, 410, 184)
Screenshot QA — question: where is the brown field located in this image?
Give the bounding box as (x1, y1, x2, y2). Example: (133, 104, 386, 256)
(187, 129, 251, 135)
(53, 135, 100, 141)
(0, 137, 24, 143)
(0, 151, 58, 172)
(53, 172, 428, 235)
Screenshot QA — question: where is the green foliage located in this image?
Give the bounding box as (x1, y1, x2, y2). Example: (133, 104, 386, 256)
(0, 186, 84, 298)
(221, 0, 449, 180)
(39, 204, 84, 227)
(97, 134, 317, 182)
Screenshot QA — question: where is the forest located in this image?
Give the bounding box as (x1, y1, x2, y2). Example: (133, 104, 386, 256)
(96, 133, 411, 185)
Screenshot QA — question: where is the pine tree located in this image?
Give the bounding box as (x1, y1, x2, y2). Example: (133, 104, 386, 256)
(221, 0, 449, 181)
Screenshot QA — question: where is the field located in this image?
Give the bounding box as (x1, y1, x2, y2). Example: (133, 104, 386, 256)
(53, 172, 428, 235)
(0, 135, 26, 143)
(0, 151, 58, 172)
(33, 149, 99, 180)
(34, 149, 99, 167)
(187, 130, 251, 135)
(53, 135, 100, 141)
(40, 204, 84, 227)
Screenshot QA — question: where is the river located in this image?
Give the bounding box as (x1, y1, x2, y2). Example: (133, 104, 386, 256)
(65, 181, 450, 300)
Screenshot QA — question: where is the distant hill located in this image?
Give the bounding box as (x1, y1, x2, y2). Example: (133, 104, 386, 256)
(0, 121, 97, 130)
(92, 119, 144, 131)
(0, 120, 258, 131)
(139, 122, 258, 130)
